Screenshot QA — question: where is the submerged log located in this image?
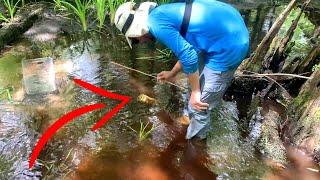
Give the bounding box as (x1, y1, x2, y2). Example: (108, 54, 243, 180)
(0, 4, 44, 49)
(245, 0, 298, 72)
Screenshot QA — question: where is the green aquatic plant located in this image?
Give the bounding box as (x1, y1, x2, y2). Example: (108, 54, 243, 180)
(1, 0, 21, 22)
(61, 0, 92, 32)
(94, 0, 107, 28)
(136, 48, 173, 61)
(0, 86, 13, 101)
(106, 0, 126, 24)
(128, 120, 157, 142)
(0, 13, 9, 23)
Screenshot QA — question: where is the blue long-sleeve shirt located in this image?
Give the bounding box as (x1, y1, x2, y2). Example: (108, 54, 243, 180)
(147, 0, 249, 74)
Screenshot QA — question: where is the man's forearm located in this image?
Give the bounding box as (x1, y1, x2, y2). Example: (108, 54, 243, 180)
(171, 61, 201, 93)
(187, 70, 200, 92)
(170, 61, 182, 76)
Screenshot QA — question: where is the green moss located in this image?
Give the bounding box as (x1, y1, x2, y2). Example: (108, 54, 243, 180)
(293, 92, 312, 110)
(247, 60, 262, 72)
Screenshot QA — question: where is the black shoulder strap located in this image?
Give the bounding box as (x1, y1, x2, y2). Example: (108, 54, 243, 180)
(180, 0, 193, 38)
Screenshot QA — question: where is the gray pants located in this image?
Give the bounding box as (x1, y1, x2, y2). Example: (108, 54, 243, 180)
(185, 66, 235, 139)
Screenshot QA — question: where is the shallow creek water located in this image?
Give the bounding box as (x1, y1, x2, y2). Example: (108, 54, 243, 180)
(0, 1, 317, 179)
(0, 33, 272, 179)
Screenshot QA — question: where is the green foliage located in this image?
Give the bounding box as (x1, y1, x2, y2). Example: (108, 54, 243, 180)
(61, 0, 92, 31)
(52, 0, 127, 30)
(1, 0, 21, 22)
(94, 0, 107, 28)
(312, 64, 320, 72)
(279, 7, 315, 62)
(106, 0, 126, 24)
(0, 12, 9, 22)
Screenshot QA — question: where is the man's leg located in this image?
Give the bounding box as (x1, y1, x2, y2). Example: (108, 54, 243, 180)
(186, 67, 235, 139)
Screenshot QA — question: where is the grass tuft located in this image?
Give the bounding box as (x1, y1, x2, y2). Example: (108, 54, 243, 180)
(128, 120, 158, 142)
(94, 0, 107, 28)
(1, 0, 21, 22)
(61, 0, 92, 32)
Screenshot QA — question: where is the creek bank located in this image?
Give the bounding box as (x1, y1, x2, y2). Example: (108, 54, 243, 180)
(229, 0, 320, 171)
(0, 4, 44, 49)
(284, 68, 320, 163)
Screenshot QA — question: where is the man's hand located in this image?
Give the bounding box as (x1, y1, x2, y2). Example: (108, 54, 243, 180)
(187, 70, 209, 111)
(157, 71, 176, 83)
(190, 90, 209, 111)
(157, 61, 182, 83)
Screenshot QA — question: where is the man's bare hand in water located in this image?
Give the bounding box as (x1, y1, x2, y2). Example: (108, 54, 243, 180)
(157, 71, 176, 83)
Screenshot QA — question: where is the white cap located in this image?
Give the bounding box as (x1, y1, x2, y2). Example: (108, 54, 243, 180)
(114, 2, 157, 48)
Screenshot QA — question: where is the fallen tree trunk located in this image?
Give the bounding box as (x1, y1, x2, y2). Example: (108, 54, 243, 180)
(267, 0, 312, 72)
(0, 4, 44, 49)
(245, 0, 298, 72)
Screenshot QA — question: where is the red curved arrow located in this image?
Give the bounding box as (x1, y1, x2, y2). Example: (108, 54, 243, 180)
(73, 78, 131, 130)
(29, 103, 105, 168)
(29, 78, 131, 169)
